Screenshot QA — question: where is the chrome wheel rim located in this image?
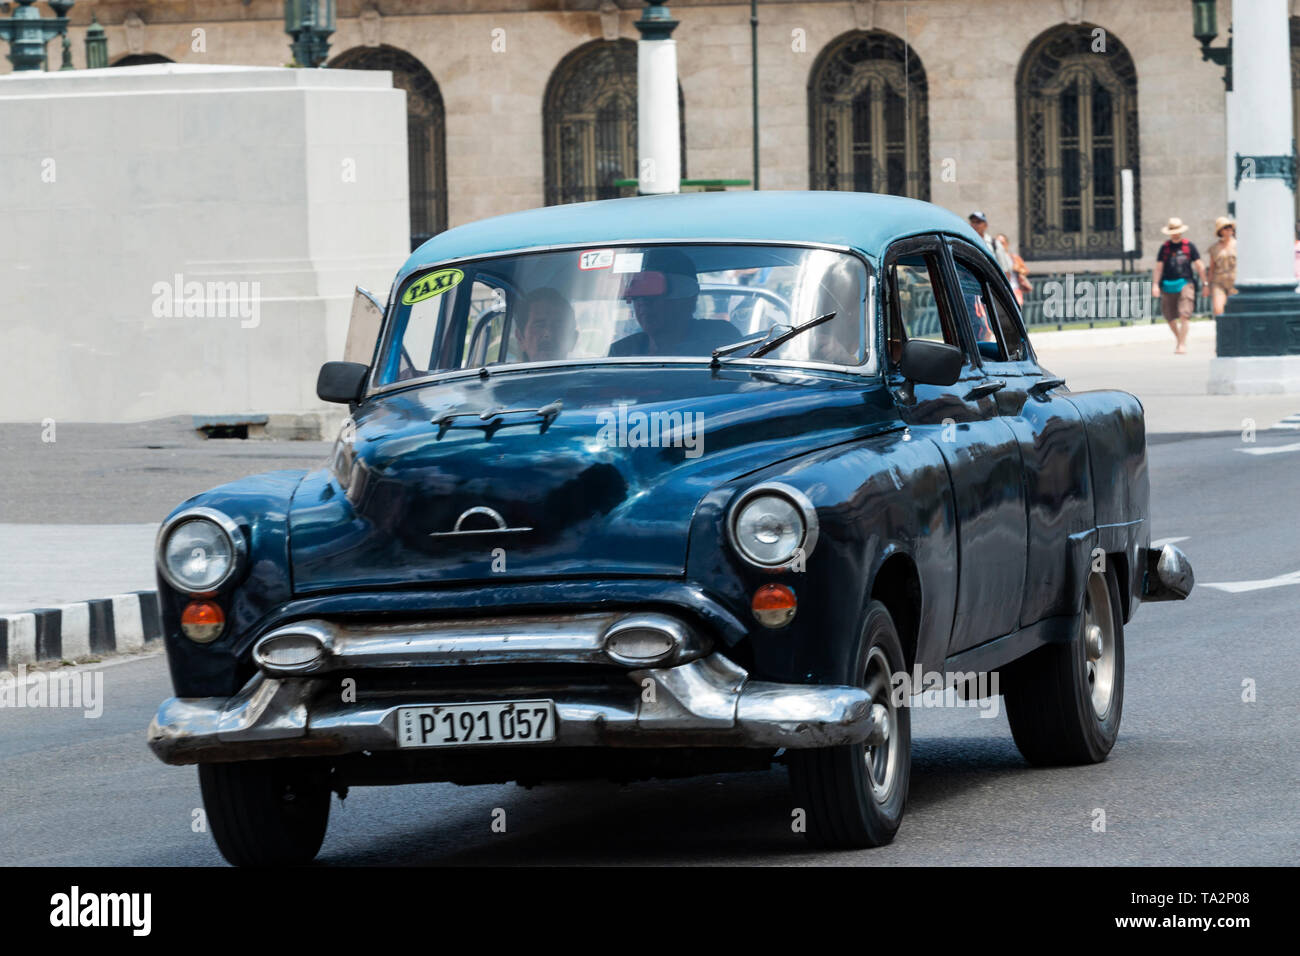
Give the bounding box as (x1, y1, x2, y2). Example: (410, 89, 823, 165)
(862, 645, 899, 802)
(1084, 573, 1117, 719)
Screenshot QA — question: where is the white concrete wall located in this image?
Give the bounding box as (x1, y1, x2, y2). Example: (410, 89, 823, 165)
(0, 64, 409, 423)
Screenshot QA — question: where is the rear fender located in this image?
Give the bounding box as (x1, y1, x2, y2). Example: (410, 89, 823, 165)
(1063, 390, 1148, 622)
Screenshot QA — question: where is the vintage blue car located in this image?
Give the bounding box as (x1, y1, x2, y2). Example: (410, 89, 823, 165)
(147, 191, 1193, 865)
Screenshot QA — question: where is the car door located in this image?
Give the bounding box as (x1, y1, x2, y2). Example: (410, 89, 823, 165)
(945, 239, 1094, 626)
(883, 235, 1027, 655)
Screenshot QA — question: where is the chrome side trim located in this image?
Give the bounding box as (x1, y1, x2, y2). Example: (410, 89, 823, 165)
(367, 356, 879, 400)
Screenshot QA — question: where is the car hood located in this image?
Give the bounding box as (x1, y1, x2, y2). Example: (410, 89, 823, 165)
(288, 364, 891, 593)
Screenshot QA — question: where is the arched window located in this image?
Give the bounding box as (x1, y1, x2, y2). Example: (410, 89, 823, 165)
(808, 30, 929, 199)
(330, 45, 448, 250)
(111, 53, 173, 66)
(543, 39, 685, 206)
(1017, 24, 1140, 259)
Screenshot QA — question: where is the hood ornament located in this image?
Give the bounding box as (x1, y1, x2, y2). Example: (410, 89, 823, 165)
(429, 506, 533, 538)
(433, 400, 563, 439)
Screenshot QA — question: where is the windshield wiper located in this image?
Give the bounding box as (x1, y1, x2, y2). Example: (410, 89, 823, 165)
(709, 332, 768, 367)
(711, 312, 838, 368)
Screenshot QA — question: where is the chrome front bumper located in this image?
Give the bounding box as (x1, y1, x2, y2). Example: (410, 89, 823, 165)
(148, 612, 881, 765)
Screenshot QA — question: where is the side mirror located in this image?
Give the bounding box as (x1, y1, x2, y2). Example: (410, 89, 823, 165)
(317, 361, 369, 405)
(899, 338, 963, 387)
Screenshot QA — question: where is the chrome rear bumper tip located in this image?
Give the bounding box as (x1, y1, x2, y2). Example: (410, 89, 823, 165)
(1144, 543, 1194, 601)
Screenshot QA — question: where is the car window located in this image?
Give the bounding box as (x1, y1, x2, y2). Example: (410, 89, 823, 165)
(395, 279, 451, 379)
(886, 252, 963, 367)
(464, 280, 511, 367)
(951, 258, 1029, 363)
(951, 260, 1003, 360)
(697, 283, 792, 337)
(378, 244, 871, 384)
(984, 285, 1029, 361)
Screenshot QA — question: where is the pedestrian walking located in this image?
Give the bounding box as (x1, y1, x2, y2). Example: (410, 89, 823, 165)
(996, 233, 1032, 307)
(1205, 216, 1237, 316)
(968, 211, 1018, 297)
(1294, 222, 1300, 286)
(1152, 217, 1206, 354)
(968, 210, 996, 253)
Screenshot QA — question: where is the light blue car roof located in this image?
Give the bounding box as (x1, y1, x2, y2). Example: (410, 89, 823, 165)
(398, 190, 993, 282)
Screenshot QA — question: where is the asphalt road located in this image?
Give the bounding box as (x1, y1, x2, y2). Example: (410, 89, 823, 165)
(1, 429, 1296, 866)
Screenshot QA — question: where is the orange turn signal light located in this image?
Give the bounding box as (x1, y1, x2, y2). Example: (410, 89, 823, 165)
(752, 583, 797, 628)
(181, 600, 225, 644)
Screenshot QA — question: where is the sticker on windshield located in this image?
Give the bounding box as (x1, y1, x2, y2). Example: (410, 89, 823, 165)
(401, 268, 464, 305)
(613, 252, 644, 274)
(579, 249, 614, 270)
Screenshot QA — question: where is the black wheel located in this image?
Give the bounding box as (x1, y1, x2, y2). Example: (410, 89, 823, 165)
(788, 600, 911, 848)
(1004, 567, 1125, 766)
(198, 759, 331, 866)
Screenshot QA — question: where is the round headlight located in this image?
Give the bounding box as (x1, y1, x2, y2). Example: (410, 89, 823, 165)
(730, 485, 818, 568)
(157, 509, 243, 593)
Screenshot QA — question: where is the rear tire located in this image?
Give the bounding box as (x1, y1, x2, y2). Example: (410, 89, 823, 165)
(1004, 567, 1125, 766)
(788, 600, 911, 848)
(198, 759, 331, 867)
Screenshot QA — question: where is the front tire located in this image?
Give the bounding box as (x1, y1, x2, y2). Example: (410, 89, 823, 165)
(198, 758, 331, 867)
(788, 600, 911, 848)
(1004, 567, 1125, 766)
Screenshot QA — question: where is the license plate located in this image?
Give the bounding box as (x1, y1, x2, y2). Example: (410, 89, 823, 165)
(396, 700, 556, 749)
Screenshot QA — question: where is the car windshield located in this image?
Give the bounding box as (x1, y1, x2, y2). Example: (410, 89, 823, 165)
(376, 243, 870, 385)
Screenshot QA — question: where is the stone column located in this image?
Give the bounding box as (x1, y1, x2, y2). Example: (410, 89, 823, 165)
(634, 1, 681, 195)
(1210, 0, 1300, 393)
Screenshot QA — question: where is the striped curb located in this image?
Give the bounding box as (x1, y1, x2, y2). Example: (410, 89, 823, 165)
(0, 591, 162, 671)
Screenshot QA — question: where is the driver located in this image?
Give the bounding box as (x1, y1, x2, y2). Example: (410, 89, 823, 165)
(609, 248, 741, 357)
(515, 288, 579, 363)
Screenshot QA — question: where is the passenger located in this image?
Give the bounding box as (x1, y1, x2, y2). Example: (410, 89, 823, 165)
(515, 288, 579, 363)
(609, 248, 741, 357)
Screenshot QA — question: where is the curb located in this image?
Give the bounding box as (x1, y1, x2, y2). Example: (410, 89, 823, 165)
(1031, 319, 1215, 349)
(0, 591, 163, 671)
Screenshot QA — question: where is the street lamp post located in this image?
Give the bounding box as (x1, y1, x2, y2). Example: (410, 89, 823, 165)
(83, 13, 107, 69)
(750, 0, 759, 190)
(284, 0, 336, 68)
(0, 0, 71, 72)
(1192, 0, 1231, 91)
(634, 0, 682, 195)
(48, 0, 75, 70)
(1204, 0, 1300, 394)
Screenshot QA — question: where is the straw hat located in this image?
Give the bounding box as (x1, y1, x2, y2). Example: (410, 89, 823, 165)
(1214, 216, 1236, 236)
(1160, 217, 1189, 236)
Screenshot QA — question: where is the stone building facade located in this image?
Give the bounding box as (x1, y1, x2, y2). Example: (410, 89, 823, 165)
(8, 0, 1287, 273)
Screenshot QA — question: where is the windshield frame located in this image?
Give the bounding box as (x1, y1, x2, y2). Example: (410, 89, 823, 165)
(365, 239, 878, 398)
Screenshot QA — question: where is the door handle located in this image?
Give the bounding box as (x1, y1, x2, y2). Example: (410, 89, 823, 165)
(964, 380, 1006, 401)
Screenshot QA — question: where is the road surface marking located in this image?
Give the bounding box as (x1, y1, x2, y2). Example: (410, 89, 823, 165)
(1236, 441, 1300, 456)
(1202, 570, 1300, 593)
